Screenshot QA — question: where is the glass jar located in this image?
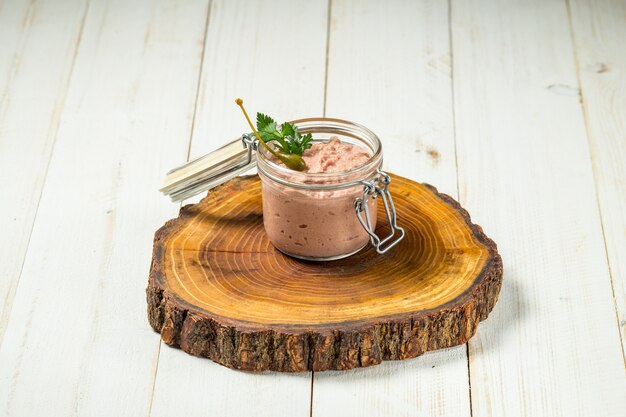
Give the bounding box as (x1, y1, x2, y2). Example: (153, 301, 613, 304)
(160, 118, 404, 261)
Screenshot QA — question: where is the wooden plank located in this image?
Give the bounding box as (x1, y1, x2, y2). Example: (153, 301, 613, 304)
(0, 0, 88, 345)
(0, 1, 209, 416)
(186, 0, 329, 158)
(148, 0, 328, 416)
(567, 0, 626, 359)
(323, 0, 459, 196)
(451, 0, 626, 415)
(312, 1, 471, 416)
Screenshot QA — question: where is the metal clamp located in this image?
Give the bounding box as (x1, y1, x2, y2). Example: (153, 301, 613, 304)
(241, 133, 257, 155)
(354, 169, 405, 254)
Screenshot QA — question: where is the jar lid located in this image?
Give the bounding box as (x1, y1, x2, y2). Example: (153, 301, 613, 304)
(160, 135, 256, 202)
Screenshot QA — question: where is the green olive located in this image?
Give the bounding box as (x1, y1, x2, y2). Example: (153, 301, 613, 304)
(278, 152, 307, 171)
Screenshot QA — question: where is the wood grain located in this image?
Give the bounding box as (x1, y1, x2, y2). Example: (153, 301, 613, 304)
(0, 1, 624, 415)
(451, 0, 626, 415)
(567, 0, 626, 360)
(314, 1, 469, 415)
(0, 1, 209, 416)
(0, 0, 88, 345)
(148, 1, 330, 416)
(147, 175, 502, 372)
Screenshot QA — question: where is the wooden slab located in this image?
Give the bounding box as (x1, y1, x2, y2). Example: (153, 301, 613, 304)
(146, 174, 502, 372)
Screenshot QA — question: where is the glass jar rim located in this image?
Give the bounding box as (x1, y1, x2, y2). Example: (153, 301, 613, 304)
(256, 117, 383, 187)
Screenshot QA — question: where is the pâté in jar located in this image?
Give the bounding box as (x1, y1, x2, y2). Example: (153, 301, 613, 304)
(160, 107, 404, 261)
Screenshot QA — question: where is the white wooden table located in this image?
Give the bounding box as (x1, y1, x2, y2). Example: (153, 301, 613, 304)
(1, 0, 625, 416)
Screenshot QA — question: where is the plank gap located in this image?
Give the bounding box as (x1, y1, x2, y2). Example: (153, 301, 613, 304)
(186, 0, 213, 162)
(564, 0, 626, 365)
(146, 2, 213, 416)
(0, 0, 91, 347)
(448, 1, 473, 414)
(309, 370, 315, 417)
(322, 0, 332, 118)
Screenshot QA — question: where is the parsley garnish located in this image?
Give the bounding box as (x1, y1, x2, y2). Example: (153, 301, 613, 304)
(235, 99, 306, 171)
(256, 113, 313, 156)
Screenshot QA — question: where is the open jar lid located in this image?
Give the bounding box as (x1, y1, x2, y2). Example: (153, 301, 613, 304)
(160, 135, 257, 202)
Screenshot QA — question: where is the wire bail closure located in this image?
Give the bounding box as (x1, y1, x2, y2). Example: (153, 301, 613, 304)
(241, 132, 257, 153)
(354, 170, 405, 254)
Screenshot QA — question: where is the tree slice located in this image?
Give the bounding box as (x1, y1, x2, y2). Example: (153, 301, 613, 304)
(147, 174, 502, 372)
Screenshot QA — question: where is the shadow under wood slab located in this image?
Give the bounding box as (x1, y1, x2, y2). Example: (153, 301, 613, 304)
(146, 174, 502, 372)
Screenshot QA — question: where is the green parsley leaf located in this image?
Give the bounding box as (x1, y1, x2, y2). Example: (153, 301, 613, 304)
(256, 113, 275, 132)
(280, 122, 295, 139)
(256, 113, 279, 140)
(255, 112, 313, 156)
